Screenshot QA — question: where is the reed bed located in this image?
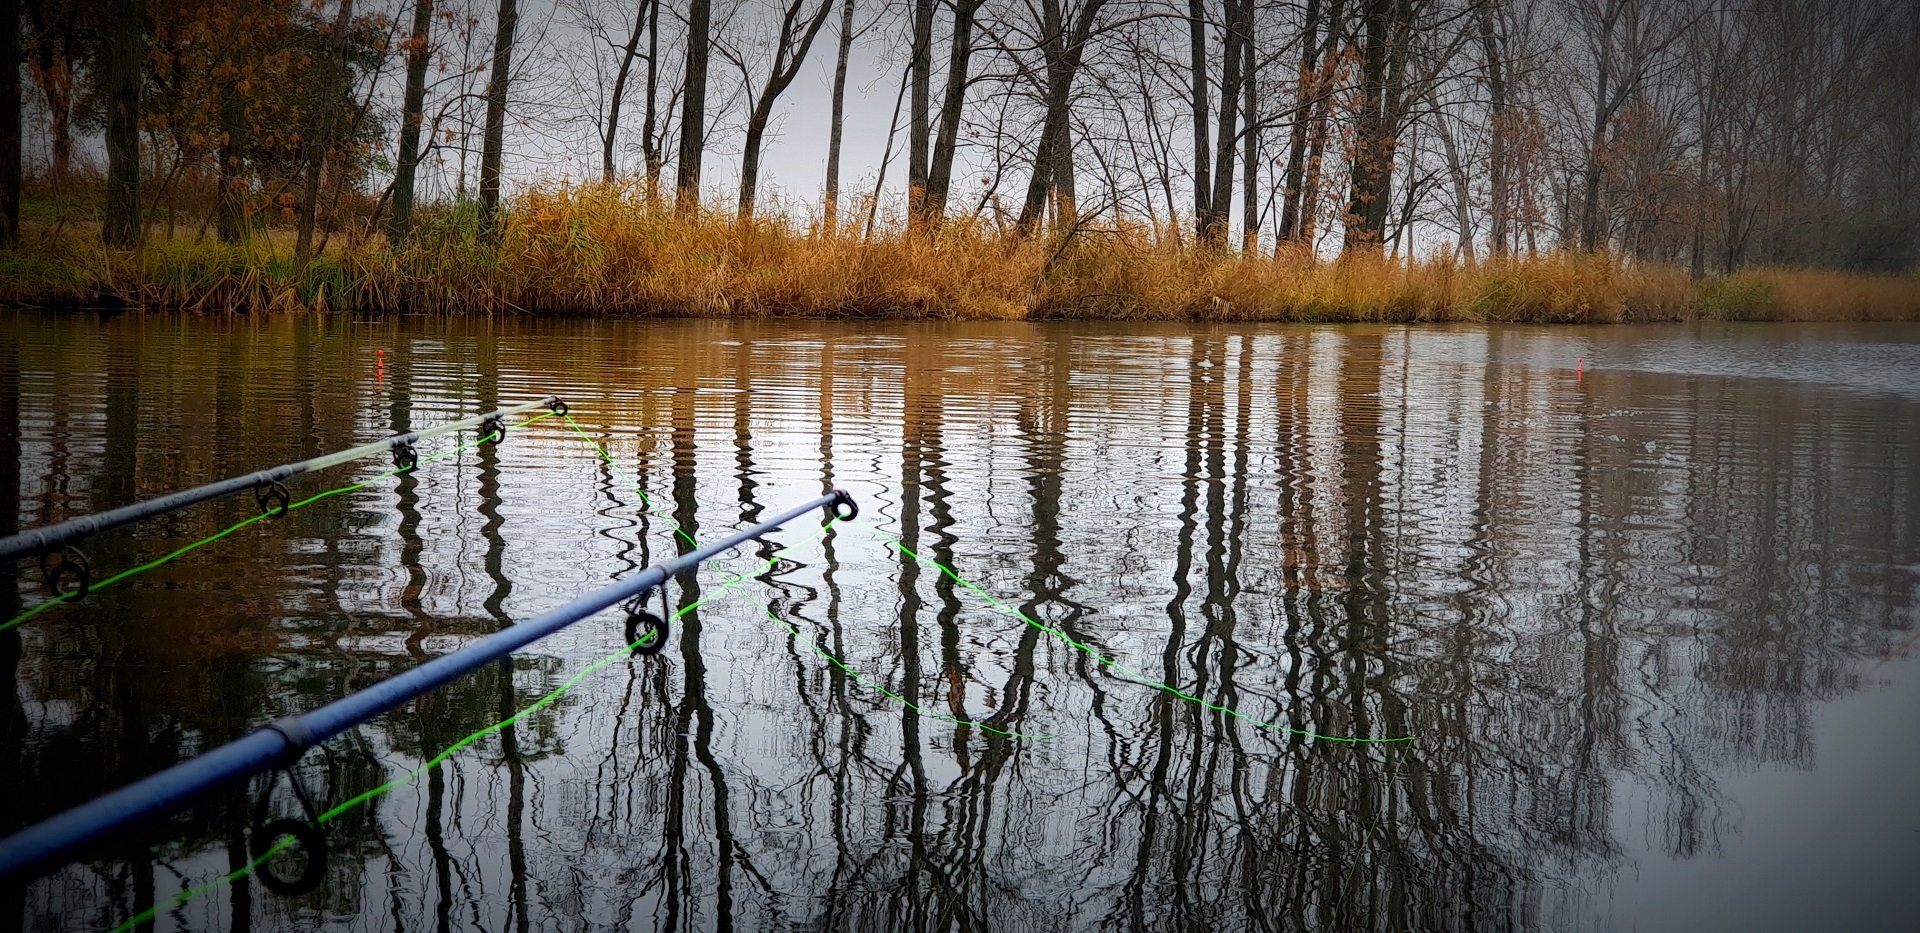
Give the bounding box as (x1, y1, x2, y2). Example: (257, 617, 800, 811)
(3, 181, 1916, 322)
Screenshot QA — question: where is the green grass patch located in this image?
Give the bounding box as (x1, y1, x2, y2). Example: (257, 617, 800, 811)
(1694, 275, 1777, 320)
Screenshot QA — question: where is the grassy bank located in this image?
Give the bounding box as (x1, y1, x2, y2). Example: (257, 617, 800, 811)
(4, 182, 1918, 322)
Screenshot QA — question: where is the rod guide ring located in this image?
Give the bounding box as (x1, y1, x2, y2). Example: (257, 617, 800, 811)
(622, 591, 669, 656)
(255, 479, 291, 519)
(38, 545, 91, 600)
(828, 489, 859, 522)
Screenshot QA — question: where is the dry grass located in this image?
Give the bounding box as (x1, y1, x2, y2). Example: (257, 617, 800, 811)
(3, 180, 1917, 323)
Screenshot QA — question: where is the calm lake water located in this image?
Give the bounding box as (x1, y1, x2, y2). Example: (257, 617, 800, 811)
(2, 313, 1918, 932)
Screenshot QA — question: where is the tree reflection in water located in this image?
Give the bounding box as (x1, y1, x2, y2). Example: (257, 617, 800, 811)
(4, 316, 1917, 931)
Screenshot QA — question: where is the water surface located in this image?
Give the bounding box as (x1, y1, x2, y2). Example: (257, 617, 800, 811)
(3, 314, 1918, 932)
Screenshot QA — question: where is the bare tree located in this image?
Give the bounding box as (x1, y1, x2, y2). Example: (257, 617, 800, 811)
(1277, 0, 1344, 246)
(295, 0, 356, 267)
(478, 0, 519, 227)
(641, 0, 666, 193)
(675, 0, 711, 208)
(389, 0, 435, 244)
(603, 0, 654, 183)
(823, 0, 856, 229)
(1016, 0, 1114, 232)
(1562, 0, 1689, 251)
(1188, 0, 1212, 238)
(1, 0, 19, 247)
(1201, 0, 1251, 247)
(1238, 1, 1257, 253)
(1474, 0, 1516, 255)
(49, 0, 1914, 274)
(736, 0, 838, 218)
(907, 0, 933, 213)
(923, 0, 987, 222)
(1342, 0, 1416, 256)
(101, 0, 144, 248)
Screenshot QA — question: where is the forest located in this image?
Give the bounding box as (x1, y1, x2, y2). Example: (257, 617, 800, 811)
(0, 0, 1915, 320)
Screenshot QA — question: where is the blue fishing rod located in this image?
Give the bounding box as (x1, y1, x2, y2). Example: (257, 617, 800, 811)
(0, 396, 568, 597)
(0, 488, 858, 885)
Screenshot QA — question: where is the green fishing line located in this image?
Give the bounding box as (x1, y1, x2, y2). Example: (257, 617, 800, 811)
(106, 837, 296, 933)
(555, 412, 1040, 739)
(84, 401, 1392, 932)
(2, 410, 559, 635)
(866, 526, 1413, 745)
(558, 411, 699, 548)
(105, 533, 818, 933)
(753, 599, 1048, 741)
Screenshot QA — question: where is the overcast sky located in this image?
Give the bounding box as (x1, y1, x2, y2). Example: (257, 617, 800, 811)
(14, 0, 964, 219)
(414, 0, 971, 218)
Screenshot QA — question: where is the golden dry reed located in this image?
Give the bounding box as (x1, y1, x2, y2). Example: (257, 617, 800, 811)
(3, 181, 1917, 322)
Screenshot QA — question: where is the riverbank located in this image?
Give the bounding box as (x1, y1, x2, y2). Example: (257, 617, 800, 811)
(4, 183, 1917, 321)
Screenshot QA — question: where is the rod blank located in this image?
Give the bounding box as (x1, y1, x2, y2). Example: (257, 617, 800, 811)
(0, 489, 855, 882)
(0, 397, 563, 564)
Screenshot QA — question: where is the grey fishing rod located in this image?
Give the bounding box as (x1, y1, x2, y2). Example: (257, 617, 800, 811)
(0, 396, 568, 594)
(0, 488, 858, 885)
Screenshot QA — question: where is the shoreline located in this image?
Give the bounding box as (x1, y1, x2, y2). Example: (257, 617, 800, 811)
(4, 191, 1917, 324)
(8, 298, 1920, 325)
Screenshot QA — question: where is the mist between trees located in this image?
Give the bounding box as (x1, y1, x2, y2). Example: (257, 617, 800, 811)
(0, 0, 1916, 317)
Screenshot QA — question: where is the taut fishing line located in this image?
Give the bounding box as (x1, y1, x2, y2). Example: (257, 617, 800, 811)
(105, 529, 829, 933)
(2, 410, 562, 635)
(51, 401, 1395, 931)
(866, 526, 1413, 745)
(555, 412, 1042, 739)
(93, 404, 991, 929)
(556, 412, 1395, 744)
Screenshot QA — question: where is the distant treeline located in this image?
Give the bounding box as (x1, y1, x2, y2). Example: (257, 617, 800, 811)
(0, 0, 1916, 277)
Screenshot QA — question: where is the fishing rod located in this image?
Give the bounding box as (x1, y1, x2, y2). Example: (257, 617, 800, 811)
(0, 488, 858, 886)
(0, 396, 569, 597)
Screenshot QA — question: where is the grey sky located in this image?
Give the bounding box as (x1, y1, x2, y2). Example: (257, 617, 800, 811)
(426, 0, 965, 218)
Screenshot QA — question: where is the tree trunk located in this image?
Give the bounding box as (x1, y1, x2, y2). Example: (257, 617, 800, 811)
(1342, 0, 1397, 256)
(1298, 85, 1332, 249)
(1691, 98, 1712, 278)
(641, 0, 662, 196)
(823, 0, 856, 230)
(1475, 2, 1509, 255)
(738, 0, 836, 220)
(1016, 0, 1108, 232)
(24, 9, 78, 182)
(907, 0, 932, 217)
(603, 0, 650, 184)
(296, 0, 355, 266)
(1, 0, 20, 247)
(46, 70, 71, 181)
(1018, 0, 1070, 231)
(101, 0, 143, 248)
(388, 0, 434, 245)
(1576, 4, 1617, 253)
(1239, 3, 1258, 254)
(1204, 0, 1248, 248)
(1052, 116, 1076, 223)
(924, 0, 985, 221)
(479, 0, 518, 228)
(1277, 0, 1325, 244)
(1188, 0, 1211, 240)
(1433, 110, 1474, 261)
(675, 0, 711, 210)
(864, 61, 911, 239)
(216, 78, 247, 243)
